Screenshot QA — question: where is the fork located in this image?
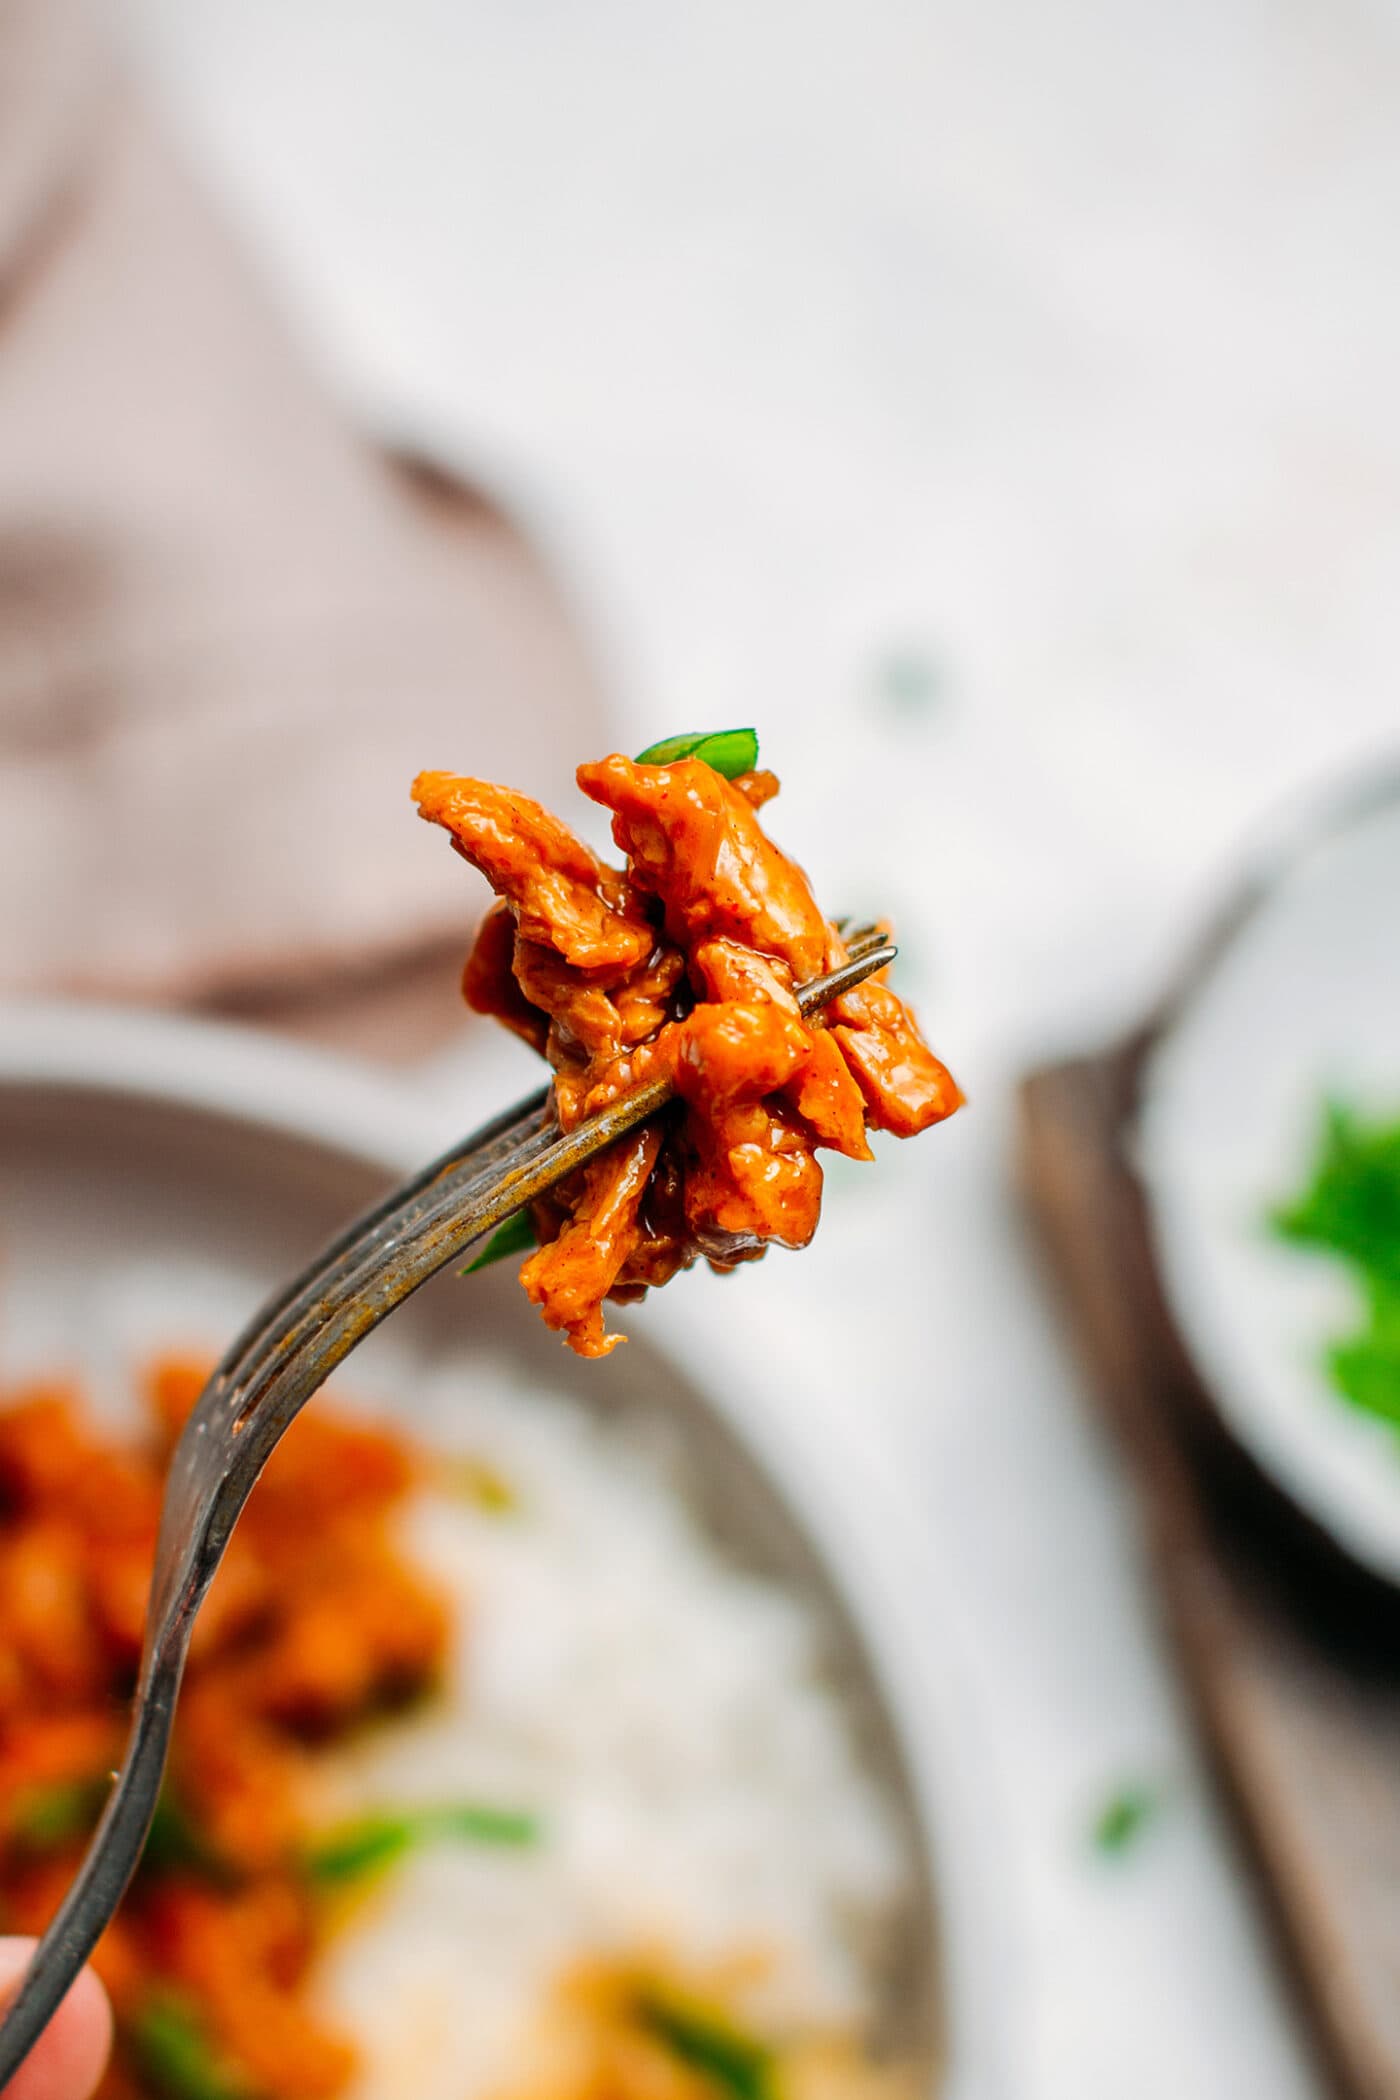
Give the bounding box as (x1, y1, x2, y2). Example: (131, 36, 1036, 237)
(0, 926, 895, 2079)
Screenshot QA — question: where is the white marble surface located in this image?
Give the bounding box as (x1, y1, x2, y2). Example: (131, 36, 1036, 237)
(113, 1, 1400, 2090)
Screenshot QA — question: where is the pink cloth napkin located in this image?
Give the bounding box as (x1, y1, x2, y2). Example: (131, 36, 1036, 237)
(0, 0, 605, 1011)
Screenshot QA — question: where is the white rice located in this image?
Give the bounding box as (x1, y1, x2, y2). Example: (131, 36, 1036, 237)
(305, 1364, 905, 2100)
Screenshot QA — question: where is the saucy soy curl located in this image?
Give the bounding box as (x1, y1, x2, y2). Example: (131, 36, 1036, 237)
(413, 737, 962, 1357)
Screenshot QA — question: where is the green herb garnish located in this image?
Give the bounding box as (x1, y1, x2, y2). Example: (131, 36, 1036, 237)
(1091, 1781, 1163, 1858)
(1273, 1098, 1400, 1291)
(6, 1777, 219, 1877)
(127, 1994, 251, 2100)
(140, 1788, 228, 1880)
(462, 1208, 537, 1275)
(1271, 1097, 1400, 1428)
(634, 729, 759, 779)
(303, 1801, 539, 1886)
(633, 1987, 776, 2100)
(10, 1779, 104, 1850)
(1325, 1286, 1400, 1428)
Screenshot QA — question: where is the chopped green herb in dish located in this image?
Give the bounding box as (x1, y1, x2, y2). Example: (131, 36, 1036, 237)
(140, 1786, 230, 1881)
(633, 1984, 778, 2100)
(1325, 1288, 1400, 1430)
(1271, 1097, 1400, 1428)
(1090, 1780, 1164, 1859)
(8, 1776, 222, 1879)
(127, 1993, 251, 2100)
(304, 1800, 540, 1887)
(9, 1777, 104, 1851)
(1273, 1098, 1400, 1289)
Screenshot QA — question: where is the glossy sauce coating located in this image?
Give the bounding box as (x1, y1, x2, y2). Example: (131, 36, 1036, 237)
(413, 771, 652, 974)
(415, 754, 961, 1356)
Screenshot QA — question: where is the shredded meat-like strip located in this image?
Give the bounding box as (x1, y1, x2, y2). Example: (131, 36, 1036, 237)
(413, 752, 962, 1355)
(577, 754, 831, 978)
(414, 771, 653, 973)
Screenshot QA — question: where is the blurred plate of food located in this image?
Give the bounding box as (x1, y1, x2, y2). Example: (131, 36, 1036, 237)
(1134, 768, 1400, 1584)
(0, 1001, 1010, 2100)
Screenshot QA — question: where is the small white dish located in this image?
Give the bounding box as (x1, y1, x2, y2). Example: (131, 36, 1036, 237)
(0, 998, 1014, 2100)
(1135, 771, 1400, 1586)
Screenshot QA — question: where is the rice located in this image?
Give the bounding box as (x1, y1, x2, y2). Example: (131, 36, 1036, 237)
(303, 1366, 906, 2100)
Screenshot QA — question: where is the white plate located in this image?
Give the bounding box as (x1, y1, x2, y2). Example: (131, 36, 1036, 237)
(0, 999, 1013, 2100)
(1136, 779, 1400, 1585)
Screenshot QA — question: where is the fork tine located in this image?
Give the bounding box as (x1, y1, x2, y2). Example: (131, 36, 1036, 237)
(214, 937, 900, 1444)
(447, 939, 900, 1256)
(838, 921, 890, 962)
(801, 940, 896, 1010)
(220, 939, 900, 1387)
(182, 931, 898, 1455)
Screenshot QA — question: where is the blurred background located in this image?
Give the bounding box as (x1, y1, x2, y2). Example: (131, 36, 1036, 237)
(7, 1, 1400, 2093)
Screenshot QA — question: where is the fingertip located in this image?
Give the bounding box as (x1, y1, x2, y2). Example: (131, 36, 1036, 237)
(0, 1941, 112, 2100)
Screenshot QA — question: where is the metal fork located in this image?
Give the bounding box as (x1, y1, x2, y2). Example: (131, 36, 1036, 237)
(0, 927, 895, 2078)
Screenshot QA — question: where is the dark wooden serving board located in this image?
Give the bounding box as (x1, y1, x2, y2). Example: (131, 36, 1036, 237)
(1019, 1043, 1400, 2100)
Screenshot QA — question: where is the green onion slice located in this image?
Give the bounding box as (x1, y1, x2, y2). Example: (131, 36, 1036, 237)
(462, 1208, 537, 1275)
(634, 729, 759, 779)
(9, 1779, 104, 1850)
(127, 1994, 250, 2100)
(1091, 1781, 1162, 1857)
(304, 1801, 540, 1886)
(633, 1986, 777, 2100)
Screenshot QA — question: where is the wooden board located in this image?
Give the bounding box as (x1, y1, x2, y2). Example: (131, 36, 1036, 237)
(1019, 1046, 1400, 2100)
